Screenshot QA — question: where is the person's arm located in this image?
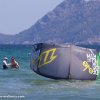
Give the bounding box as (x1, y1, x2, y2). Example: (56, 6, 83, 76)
(15, 61, 19, 68)
(7, 63, 11, 67)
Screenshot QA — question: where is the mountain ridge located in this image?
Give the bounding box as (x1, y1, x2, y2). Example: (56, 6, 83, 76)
(0, 0, 100, 44)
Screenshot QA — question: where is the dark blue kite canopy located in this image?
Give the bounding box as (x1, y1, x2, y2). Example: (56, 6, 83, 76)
(30, 43, 100, 80)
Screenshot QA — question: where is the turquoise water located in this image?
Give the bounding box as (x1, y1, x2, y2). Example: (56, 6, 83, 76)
(0, 45, 100, 100)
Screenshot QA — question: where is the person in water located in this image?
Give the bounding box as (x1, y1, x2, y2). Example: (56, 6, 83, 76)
(3, 57, 10, 69)
(10, 57, 19, 69)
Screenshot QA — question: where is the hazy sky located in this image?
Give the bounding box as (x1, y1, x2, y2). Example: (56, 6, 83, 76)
(0, 0, 64, 35)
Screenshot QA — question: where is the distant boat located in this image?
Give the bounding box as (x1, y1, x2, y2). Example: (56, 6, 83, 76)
(30, 43, 100, 80)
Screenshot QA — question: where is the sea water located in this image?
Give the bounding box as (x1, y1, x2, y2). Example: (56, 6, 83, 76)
(0, 45, 100, 100)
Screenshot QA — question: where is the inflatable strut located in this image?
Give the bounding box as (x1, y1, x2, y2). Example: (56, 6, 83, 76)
(30, 43, 100, 80)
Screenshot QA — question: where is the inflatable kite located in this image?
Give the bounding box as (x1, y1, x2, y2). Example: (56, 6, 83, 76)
(30, 43, 100, 80)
